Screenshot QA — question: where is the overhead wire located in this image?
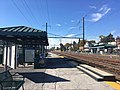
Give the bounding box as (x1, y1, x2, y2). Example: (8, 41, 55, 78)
(23, 0, 41, 26)
(11, 0, 32, 26)
(64, 0, 107, 40)
(72, 0, 110, 29)
(45, 0, 51, 25)
(102, 1, 120, 20)
(35, 0, 44, 24)
(84, 0, 105, 18)
(48, 33, 62, 37)
(86, 0, 112, 28)
(74, 33, 83, 36)
(20, 0, 36, 25)
(38, 0, 46, 24)
(64, 19, 83, 37)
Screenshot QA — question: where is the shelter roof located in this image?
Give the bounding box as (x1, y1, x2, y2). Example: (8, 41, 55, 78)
(90, 43, 117, 49)
(0, 26, 48, 45)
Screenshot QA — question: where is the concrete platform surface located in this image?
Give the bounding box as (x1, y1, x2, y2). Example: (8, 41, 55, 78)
(12, 52, 116, 90)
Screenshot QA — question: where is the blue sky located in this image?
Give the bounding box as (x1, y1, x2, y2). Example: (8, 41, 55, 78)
(0, 0, 120, 47)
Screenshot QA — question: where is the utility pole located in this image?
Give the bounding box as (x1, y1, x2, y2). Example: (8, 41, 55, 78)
(83, 17, 85, 50)
(46, 22, 48, 52)
(46, 22, 48, 33)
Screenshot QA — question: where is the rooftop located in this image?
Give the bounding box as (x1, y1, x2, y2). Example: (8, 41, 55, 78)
(0, 26, 48, 45)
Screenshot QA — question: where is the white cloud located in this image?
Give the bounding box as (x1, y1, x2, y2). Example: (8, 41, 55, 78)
(86, 36, 99, 43)
(91, 13, 103, 22)
(66, 34, 75, 37)
(56, 24, 61, 27)
(61, 34, 79, 45)
(69, 26, 77, 30)
(48, 38, 60, 48)
(90, 5, 111, 22)
(104, 8, 111, 15)
(89, 6, 96, 9)
(110, 30, 116, 34)
(71, 20, 74, 23)
(99, 5, 110, 13)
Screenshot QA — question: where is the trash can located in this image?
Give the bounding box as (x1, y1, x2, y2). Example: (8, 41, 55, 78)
(34, 57, 40, 69)
(39, 58, 46, 67)
(0, 54, 3, 64)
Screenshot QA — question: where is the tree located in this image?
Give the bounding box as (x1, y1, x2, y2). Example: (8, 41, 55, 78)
(64, 43, 72, 50)
(78, 38, 81, 46)
(73, 41, 78, 51)
(60, 43, 66, 51)
(99, 35, 107, 43)
(107, 33, 115, 42)
(78, 40, 86, 47)
(116, 36, 120, 42)
(56, 47, 60, 50)
(99, 33, 115, 43)
(99, 35, 106, 39)
(50, 47, 55, 51)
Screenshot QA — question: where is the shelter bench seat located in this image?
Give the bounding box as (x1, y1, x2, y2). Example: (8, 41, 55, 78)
(0, 70, 25, 90)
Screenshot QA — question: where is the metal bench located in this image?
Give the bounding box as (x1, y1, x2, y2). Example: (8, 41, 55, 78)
(0, 70, 25, 90)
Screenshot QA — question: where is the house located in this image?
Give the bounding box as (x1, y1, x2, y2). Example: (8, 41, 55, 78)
(89, 43, 117, 54)
(84, 41, 95, 52)
(116, 36, 120, 49)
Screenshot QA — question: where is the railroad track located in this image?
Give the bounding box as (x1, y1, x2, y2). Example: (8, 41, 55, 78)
(52, 51, 120, 80)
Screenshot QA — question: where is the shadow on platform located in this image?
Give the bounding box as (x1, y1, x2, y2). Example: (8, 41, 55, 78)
(19, 72, 70, 83)
(45, 58, 74, 69)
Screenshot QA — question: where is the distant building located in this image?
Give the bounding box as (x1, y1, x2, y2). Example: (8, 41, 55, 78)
(116, 36, 120, 49)
(108, 42, 116, 45)
(84, 41, 95, 52)
(89, 43, 117, 54)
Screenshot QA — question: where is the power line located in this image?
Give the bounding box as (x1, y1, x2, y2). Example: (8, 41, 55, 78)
(74, 33, 83, 36)
(64, 16, 84, 36)
(85, 0, 112, 28)
(48, 31, 83, 38)
(48, 33, 61, 37)
(11, 0, 32, 25)
(35, 0, 44, 24)
(20, 0, 36, 25)
(46, 0, 51, 25)
(84, 0, 109, 18)
(23, 0, 41, 26)
(38, 0, 46, 23)
(45, 0, 51, 33)
(48, 37, 82, 39)
(76, 0, 110, 43)
(64, 0, 105, 41)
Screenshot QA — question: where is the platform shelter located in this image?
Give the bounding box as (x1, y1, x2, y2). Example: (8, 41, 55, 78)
(0, 26, 48, 70)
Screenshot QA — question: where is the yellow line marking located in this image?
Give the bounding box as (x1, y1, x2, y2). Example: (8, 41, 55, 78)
(105, 81, 120, 90)
(116, 81, 120, 85)
(59, 56, 64, 58)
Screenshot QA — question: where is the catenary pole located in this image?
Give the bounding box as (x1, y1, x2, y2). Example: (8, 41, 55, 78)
(83, 17, 85, 50)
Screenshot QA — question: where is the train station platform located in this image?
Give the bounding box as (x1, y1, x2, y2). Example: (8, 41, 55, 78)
(9, 52, 119, 90)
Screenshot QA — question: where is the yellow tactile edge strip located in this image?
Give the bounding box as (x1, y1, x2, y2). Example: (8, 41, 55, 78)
(105, 81, 120, 90)
(116, 81, 120, 85)
(59, 56, 64, 58)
